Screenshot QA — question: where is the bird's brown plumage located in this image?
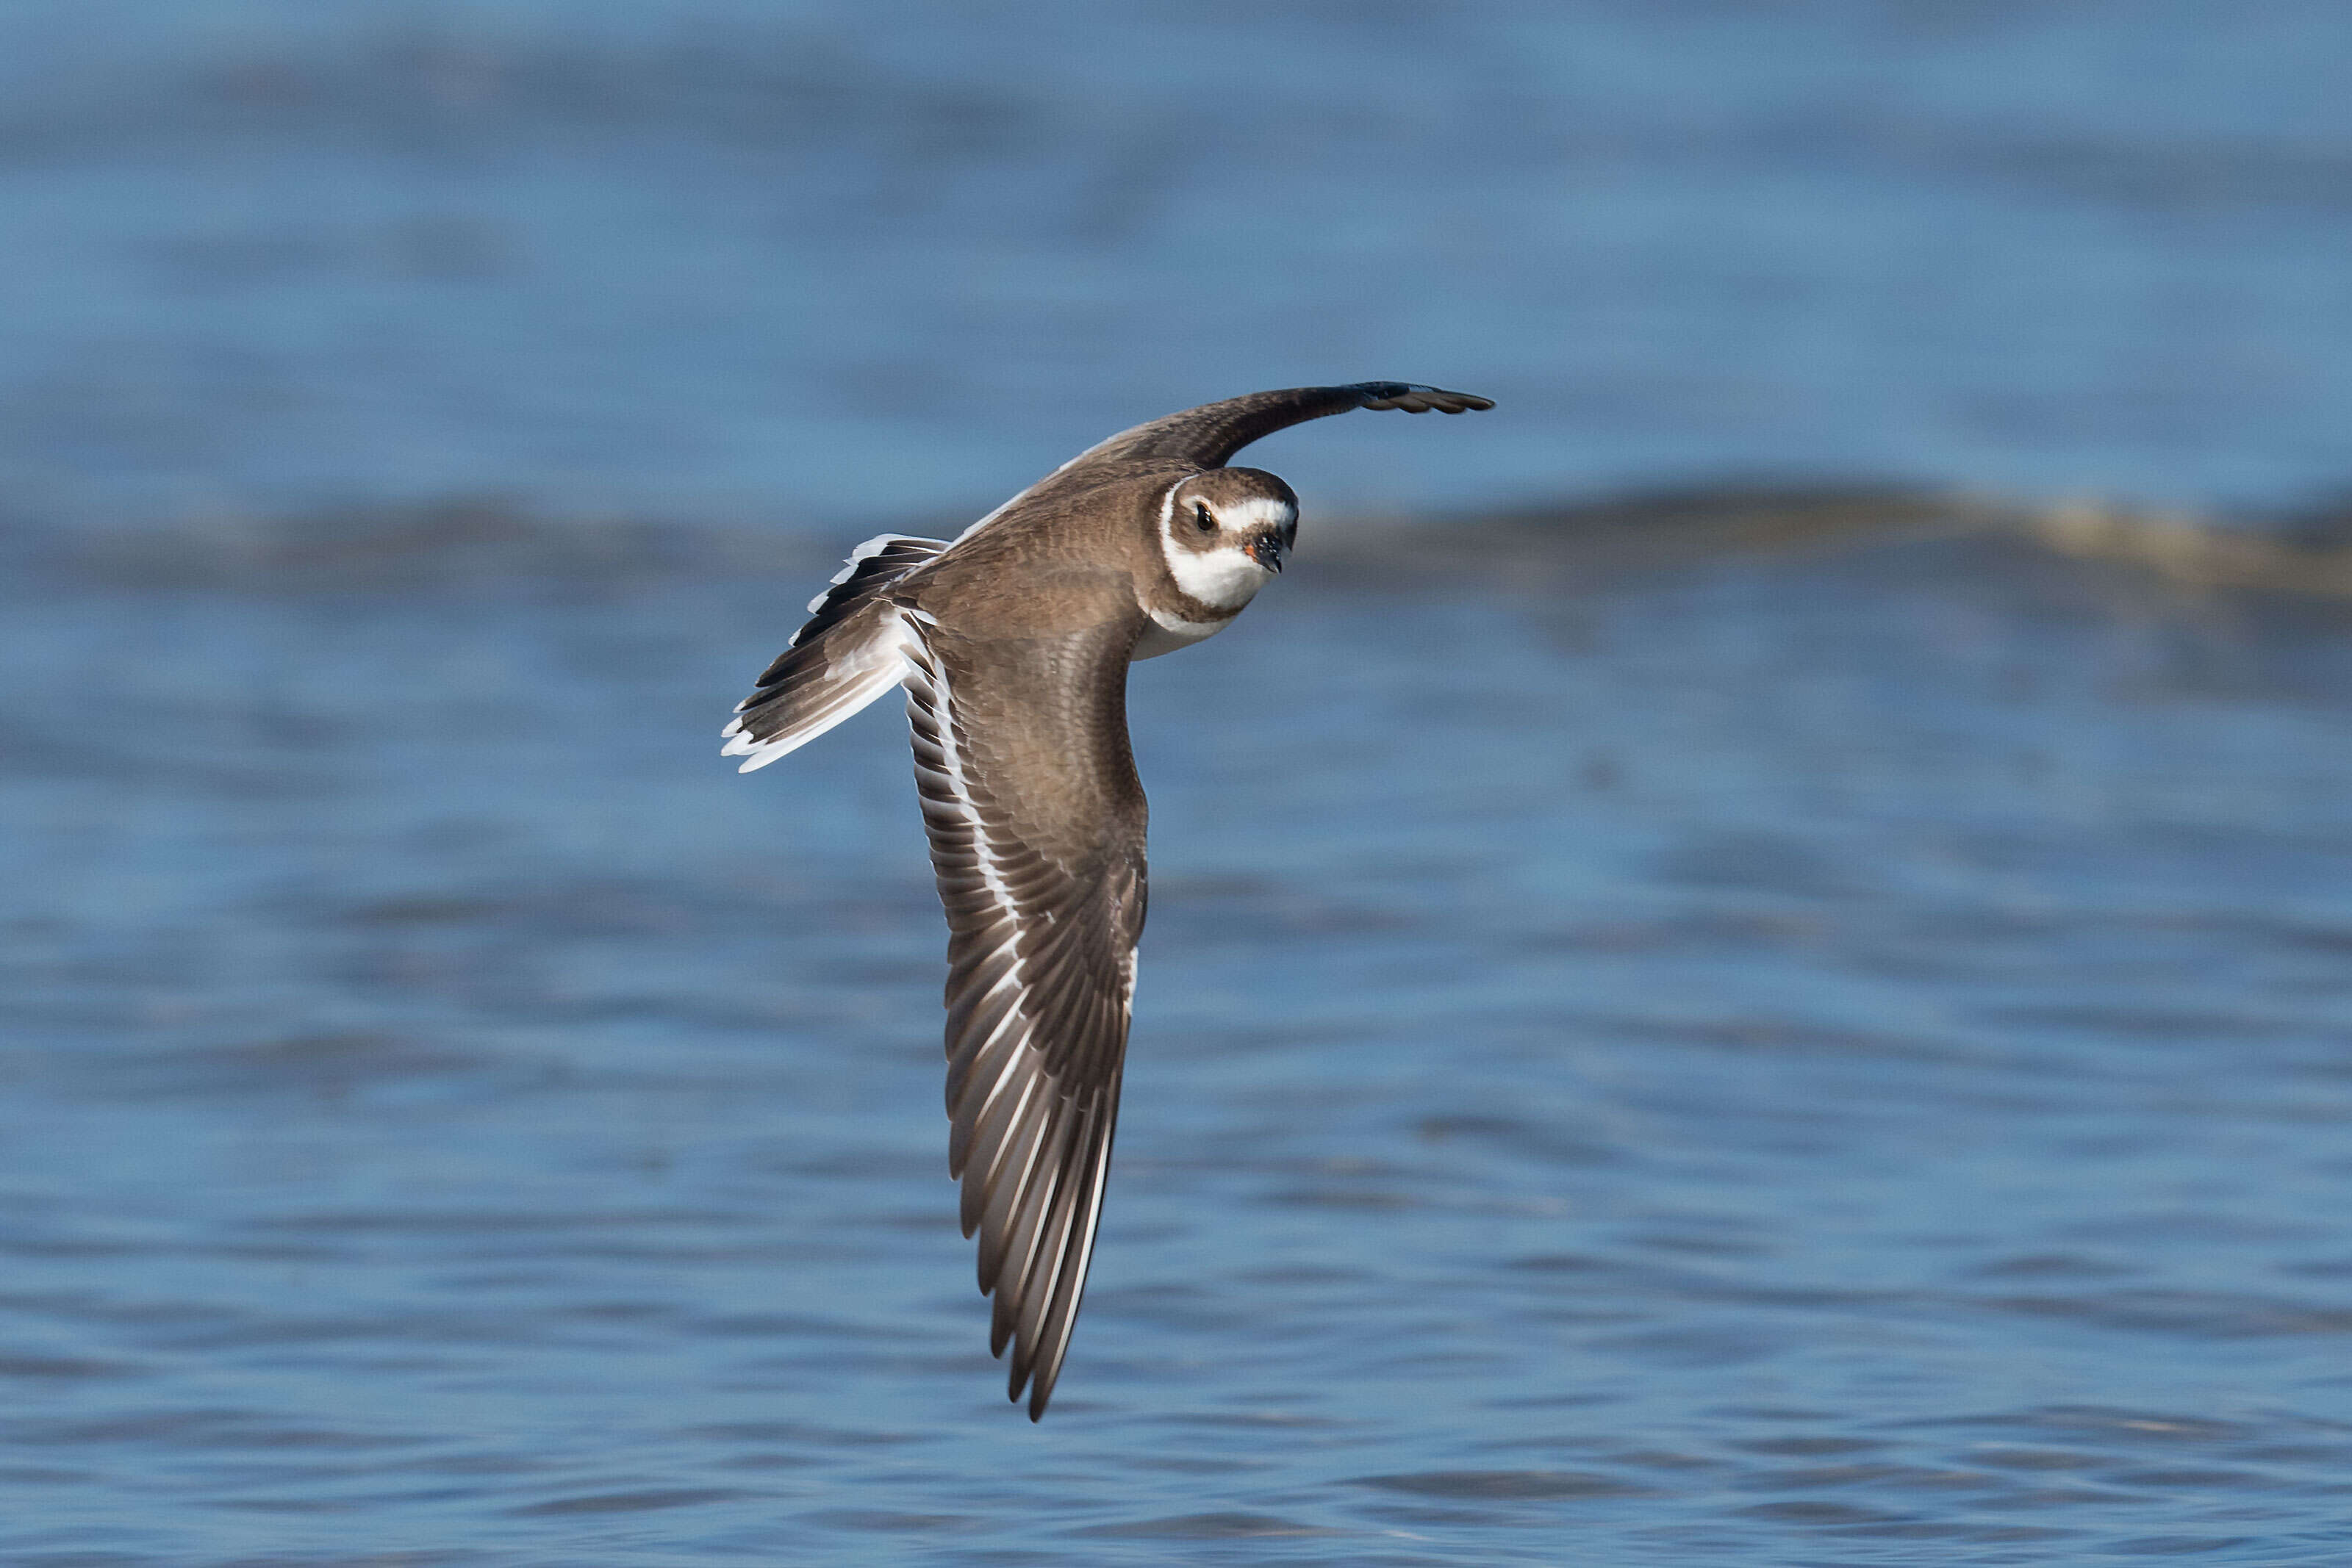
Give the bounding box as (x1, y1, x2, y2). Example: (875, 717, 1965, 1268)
(726, 384, 1492, 1416)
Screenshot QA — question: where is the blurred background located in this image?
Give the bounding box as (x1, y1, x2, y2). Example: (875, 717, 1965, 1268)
(4, 4, 2351, 1564)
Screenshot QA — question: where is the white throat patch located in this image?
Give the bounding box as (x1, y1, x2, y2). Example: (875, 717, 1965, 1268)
(1163, 540, 1263, 611)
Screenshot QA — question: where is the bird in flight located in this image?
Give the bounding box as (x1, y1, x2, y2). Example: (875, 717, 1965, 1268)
(724, 384, 1494, 1417)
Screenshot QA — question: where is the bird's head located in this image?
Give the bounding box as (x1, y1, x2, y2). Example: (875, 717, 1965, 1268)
(1157, 467, 1299, 611)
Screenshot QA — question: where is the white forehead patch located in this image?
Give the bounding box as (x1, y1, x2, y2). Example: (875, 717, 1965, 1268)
(1221, 495, 1297, 534)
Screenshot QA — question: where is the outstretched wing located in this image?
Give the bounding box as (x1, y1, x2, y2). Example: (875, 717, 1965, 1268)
(1071, 382, 1494, 471)
(901, 616, 1147, 1419)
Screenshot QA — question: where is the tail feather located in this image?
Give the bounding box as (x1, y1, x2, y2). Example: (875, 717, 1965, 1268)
(723, 534, 946, 772)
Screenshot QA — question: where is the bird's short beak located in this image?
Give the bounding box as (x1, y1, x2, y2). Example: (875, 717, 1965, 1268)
(1245, 534, 1285, 574)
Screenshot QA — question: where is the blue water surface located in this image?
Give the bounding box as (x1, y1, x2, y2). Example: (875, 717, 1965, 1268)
(1, 1, 2349, 525)
(7, 519, 2352, 1564)
(4, 4, 2352, 1564)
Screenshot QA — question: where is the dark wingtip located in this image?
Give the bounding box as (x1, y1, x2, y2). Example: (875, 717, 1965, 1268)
(1354, 383, 1496, 415)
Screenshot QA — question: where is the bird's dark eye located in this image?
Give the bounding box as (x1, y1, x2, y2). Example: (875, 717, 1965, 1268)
(1191, 502, 1216, 535)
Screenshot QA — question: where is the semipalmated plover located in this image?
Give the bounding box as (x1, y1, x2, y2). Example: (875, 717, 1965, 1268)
(725, 384, 1493, 1417)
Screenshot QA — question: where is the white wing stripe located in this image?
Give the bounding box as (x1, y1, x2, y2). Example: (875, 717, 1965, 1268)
(906, 637, 1027, 953)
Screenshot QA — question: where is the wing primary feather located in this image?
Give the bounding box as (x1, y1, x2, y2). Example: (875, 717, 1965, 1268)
(990, 1096, 1080, 1360)
(980, 1087, 1069, 1294)
(1022, 1081, 1120, 1418)
(948, 1010, 1033, 1183)
(946, 986, 1025, 1105)
(1007, 1096, 1091, 1379)
(944, 968, 1022, 1083)
(965, 1065, 1048, 1241)
(1064, 381, 1495, 470)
